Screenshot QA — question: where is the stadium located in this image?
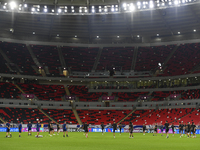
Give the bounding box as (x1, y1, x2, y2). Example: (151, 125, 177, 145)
(0, 0, 200, 149)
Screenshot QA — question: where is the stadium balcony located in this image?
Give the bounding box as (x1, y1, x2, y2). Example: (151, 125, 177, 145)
(0, 82, 21, 99)
(31, 45, 61, 77)
(97, 47, 134, 71)
(68, 85, 107, 102)
(162, 43, 200, 76)
(135, 45, 175, 71)
(112, 92, 149, 102)
(0, 42, 38, 75)
(0, 107, 49, 124)
(17, 83, 66, 101)
(179, 109, 200, 124)
(61, 46, 99, 72)
(42, 109, 78, 124)
(128, 108, 195, 125)
(77, 109, 131, 125)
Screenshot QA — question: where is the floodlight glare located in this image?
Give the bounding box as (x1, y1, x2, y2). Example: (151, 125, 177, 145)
(52, 9, 54, 12)
(104, 8, 107, 12)
(9, 1, 17, 10)
(24, 4, 27, 7)
(44, 8, 47, 12)
(178, 32, 180, 34)
(182, 0, 185, 3)
(79, 9, 82, 13)
(99, 9, 102, 12)
(174, 0, 179, 5)
(37, 8, 40, 11)
(72, 9, 74, 12)
(115, 8, 118, 11)
(194, 29, 196, 32)
(129, 4, 135, 12)
(157, 34, 159, 36)
(19, 7, 22, 11)
(137, 2, 141, 6)
(58, 8, 62, 13)
(3, 5, 6, 9)
(85, 9, 87, 13)
(31, 7, 35, 12)
(64, 9, 67, 12)
(111, 7, 114, 12)
(149, 1, 154, 8)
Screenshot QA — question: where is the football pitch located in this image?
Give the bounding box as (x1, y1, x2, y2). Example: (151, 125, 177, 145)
(0, 132, 200, 150)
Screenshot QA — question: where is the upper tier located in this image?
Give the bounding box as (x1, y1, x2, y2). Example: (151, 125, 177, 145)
(1, 41, 200, 78)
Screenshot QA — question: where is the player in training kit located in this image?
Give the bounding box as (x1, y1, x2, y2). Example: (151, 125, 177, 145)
(49, 122, 54, 136)
(160, 124, 164, 136)
(19, 122, 22, 137)
(5, 121, 12, 138)
(179, 122, 183, 137)
(153, 123, 157, 136)
(191, 122, 196, 138)
(48, 121, 51, 135)
(36, 121, 40, 138)
(27, 121, 32, 136)
(112, 121, 117, 138)
(171, 123, 175, 136)
(187, 122, 191, 138)
(63, 121, 68, 137)
(119, 123, 123, 135)
(57, 122, 60, 135)
(143, 124, 146, 135)
(165, 121, 169, 138)
(101, 122, 104, 135)
(182, 123, 187, 137)
(83, 122, 89, 138)
(129, 122, 134, 138)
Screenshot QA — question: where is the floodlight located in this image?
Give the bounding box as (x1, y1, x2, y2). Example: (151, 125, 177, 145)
(24, 4, 27, 7)
(44, 8, 47, 12)
(58, 8, 62, 13)
(31, 7, 35, 12)
(129, 3, 135, 11)
(9, 1, 17, 10)
(174, 0, 179, 5)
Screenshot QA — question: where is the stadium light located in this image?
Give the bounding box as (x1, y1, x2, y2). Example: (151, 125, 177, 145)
(57, 34, 59, 37)
(52, 9, 54, 12)
(117, 36, 120, 38)
(129, 3, 135, 12)
(37, 8, 40, 12)
(157, 34, 159, 36)
(178, 32, 180, 34)
(58, 8, 62, 13)
(194, 29, 196, 32)
(33, 32, 35, 34)
(31, 7, 35, 12)
(137, 35, 140, 38)
(123, 3, 127, 8)
(75, 35, 77, 38)
(44, 8, 47, 12)
(149, 1, 154, 8)
(174, 0, 179, 5)
(24, 4, 27, 8)
(97, 36, 99, 38)
(9, 1, 17, 10)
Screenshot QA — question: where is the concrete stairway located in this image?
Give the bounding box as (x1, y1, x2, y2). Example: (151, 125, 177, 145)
(72, 107, 82, 125)
(117, 108, 136, 124)
(38, 108, 58, 124)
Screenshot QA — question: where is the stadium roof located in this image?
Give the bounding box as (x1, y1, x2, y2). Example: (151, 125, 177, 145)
(0, 0, 200, 44)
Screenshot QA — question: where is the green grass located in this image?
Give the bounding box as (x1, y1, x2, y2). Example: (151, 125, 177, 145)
(0, 132, 200, 150)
